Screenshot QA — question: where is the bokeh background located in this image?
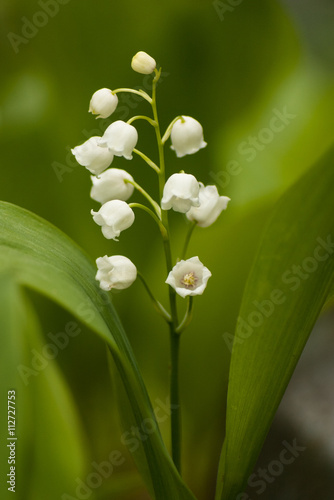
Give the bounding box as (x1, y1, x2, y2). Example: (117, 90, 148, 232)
(1, 0, 334, 498)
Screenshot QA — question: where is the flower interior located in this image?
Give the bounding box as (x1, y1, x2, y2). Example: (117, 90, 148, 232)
(181, 271, 197, 289)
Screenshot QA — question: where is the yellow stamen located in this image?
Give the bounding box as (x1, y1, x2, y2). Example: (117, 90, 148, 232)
(181, 272, 197, 289)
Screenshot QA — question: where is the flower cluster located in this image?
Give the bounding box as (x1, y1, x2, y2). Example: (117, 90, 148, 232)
(71, 51, 230, 306)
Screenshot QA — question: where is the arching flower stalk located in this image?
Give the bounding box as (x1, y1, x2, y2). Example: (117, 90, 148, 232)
(71, 51, 230, 475)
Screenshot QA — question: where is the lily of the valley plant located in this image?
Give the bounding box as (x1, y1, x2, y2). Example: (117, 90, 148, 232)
(72, 51, 230, 473)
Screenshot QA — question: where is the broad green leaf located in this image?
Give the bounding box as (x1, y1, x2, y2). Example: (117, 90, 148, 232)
(0, 202, 196, 500)
(216, 145, 334, 500)
(323, 281, 334, 311)
(0, 273, 90, 500)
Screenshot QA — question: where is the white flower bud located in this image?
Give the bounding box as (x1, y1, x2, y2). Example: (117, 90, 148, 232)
(99, 121, 138, 160)
(90, 169, 135, 204)
(131, 51, 156, 74)
(186, 184, 230, 227)
(91, 200, 135, 240)
(71, 136, 114, 175)
(166, 256, 211, 298)
(96, 255, 137, 291)
(161, 173, 200, 213)
(89, 88, 118, 119)
(170, 116, 207, 158)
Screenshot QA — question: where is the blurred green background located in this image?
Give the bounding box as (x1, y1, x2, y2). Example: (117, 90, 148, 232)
(1, 0, 334, 498)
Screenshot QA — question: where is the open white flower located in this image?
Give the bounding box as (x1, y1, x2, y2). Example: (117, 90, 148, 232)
(91, 200, 135, 240)
(166, 256, 211, 298)
(161, 173, 200, 213)
(96, 255, 137, 291)
(89, 88, 118, 119)
(71, 136, 114, 175)
(131, 51, 156, 74)
(90, 169, 134, 204)
(99, 121, 138, 160)
(170, 116, 207, 158)
(186, 184, 230, 227)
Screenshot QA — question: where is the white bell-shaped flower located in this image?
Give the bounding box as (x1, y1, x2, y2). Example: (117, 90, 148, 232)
(186, 183, 230, 227)
(131, 51, 156, 74)
(96, 255, 137, 291)
(99, 121, 138, 160)
(89, 88, 118, 119)
(71, 136, 114, 175)
(161, 173, 200, 213)
(91, 200, 135, 240)
(170, 116, 207, 158)
(90, 169, 135, 204)
(166, 256, 211, 298)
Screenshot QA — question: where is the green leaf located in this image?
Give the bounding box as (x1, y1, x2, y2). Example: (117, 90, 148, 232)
(0, 273, 90, 500)
(323, 281, 334, 311)
(0, 202, 196, 500)
(216, 145, 334, 500)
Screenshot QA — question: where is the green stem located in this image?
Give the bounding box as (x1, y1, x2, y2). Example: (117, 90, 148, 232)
(181, 221, 197, 260)
(112, 87, 152, 104)
(176, 297, 193, 334)
(137, 272, 171, 322)
(128, 203, 166, 235)
(133, 148, 160, 173)
(151, 67, 181, 472)
(127, 115, 157, 127)
(169, 326, 181, 471)
(125, 179, 161, 219)
(161, 115, 183, 145)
